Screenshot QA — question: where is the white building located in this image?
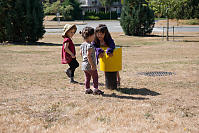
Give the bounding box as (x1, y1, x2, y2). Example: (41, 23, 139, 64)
(79, 0, 122, 14)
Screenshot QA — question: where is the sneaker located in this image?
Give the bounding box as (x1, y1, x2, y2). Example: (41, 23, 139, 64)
(70, 80, 78, 84)
(70, 77, 78, 84)
(85, 89, 93, 94)
(93, 89, 104, 95)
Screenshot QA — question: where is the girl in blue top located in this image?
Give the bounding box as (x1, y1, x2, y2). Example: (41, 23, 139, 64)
(92, 24, 121, 87)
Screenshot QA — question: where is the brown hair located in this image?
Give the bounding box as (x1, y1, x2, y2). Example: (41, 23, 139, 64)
(79, 27, 94, 39)
(94, 24, 113, 46)
(62, 25, 77, 38)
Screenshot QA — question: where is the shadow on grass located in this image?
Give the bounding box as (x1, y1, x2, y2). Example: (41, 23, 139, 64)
(138, 35, 198, 38)
(4, 42, 82, 46)
(115, 88, 160, 96)
(79, 82, 105, 86)
(102, 93, 149, 100)
(182, 40, 199, 42)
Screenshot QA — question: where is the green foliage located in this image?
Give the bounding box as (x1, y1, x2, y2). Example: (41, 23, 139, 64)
(84, 11, 118, 20)
(182, 19, 199, 25)
(43, 0, 82, 20)
(86, 15, 100, 20)
(43, 1, 61, 15)
(99, 0, 114, 12)
(61, 0, 82, 20)
(148, 0, 199, 19)
(120, 0, 155, 36)
(60, 5, 73, 21)
(0, 0, 45, 43)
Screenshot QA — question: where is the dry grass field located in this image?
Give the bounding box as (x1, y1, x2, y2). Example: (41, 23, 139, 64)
(0, 31, 199, 133)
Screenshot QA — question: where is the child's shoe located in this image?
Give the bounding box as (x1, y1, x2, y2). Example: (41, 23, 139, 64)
(70, 77, 78, 84)
(93, 89, 104, 95)
(85, 89, 93, 94)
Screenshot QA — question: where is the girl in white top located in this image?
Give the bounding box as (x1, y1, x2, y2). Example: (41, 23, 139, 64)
(80, 27, 104, 95)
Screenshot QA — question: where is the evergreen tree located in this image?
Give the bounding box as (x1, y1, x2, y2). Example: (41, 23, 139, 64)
(120, 0, 155, 36)
(0, 0, 45, 43)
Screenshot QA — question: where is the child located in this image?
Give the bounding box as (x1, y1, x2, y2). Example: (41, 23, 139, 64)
(80, 27, 104, 95)
(61, 24, 79, 83)
(92, 24, 121, 87)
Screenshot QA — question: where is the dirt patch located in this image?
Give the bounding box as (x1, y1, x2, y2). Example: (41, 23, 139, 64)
(0, 32, 199, 132)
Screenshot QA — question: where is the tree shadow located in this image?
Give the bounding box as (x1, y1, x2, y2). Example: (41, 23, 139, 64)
(115, 88, 160, 96)
(102, 93, 149, 100)
(4, 42, 82, 46)
(182, 40, 199, 42)
(116, 45, 131, 48)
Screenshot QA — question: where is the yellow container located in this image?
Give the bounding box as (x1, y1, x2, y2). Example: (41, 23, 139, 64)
(99, 47, 122, 72)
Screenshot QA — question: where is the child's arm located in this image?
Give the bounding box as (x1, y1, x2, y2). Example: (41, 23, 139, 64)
(80, 49, 82, 57)
(87, 48, 96, 70)
(106, 38, 115, 57)
(64, 42, 75, 58)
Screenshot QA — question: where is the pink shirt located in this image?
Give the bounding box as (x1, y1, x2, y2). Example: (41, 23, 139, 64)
(61, 38, 76, 64)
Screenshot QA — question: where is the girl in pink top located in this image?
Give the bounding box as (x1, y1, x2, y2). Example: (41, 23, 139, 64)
(61, 24, 79, 83)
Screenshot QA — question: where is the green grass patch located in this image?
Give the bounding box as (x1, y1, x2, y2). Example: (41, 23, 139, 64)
(181, 19, 199, 25)
(155, 18, 166, 20)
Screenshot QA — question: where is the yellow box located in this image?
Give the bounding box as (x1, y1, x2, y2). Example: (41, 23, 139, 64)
(99, 47, 122, 72)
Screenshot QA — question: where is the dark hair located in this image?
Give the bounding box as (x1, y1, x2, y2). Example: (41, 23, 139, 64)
(94, 24, 113, 46)
(79, 27, 94, 39)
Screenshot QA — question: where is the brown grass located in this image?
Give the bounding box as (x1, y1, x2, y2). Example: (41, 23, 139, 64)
(155, 19, 199, 27)
(0, 32, 199, 133)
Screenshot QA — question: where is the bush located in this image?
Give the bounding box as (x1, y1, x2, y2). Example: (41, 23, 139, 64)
(0, 0, 45, 43)
(86, 15, 100, 20)
(182, 19, 199, 25)
(84, 11, 118, 20)
(120, 0, 155, 36)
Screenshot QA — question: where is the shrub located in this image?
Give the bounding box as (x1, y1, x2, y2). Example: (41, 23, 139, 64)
(84, 11, 118, 20)
(86, 15, 100, 20)
(0, 0, 45, 43)
(120, 0, 155, 36)
(184, 19, 199, 25)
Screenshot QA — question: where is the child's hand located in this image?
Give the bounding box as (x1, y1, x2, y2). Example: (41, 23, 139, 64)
(107, 53, 113, 57)
(71, 55, 76, 58)
(91, 65, 96, 70)
(99, 52, 104, 58)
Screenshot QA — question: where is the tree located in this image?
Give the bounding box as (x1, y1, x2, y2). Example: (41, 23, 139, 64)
(148, 0, 199, 19)
(61, 0, 82, 20)
(99, 0, 114, 13)
(43, 1, 61, 15)
(60, 4, 73, 20)
(120, 0, 155, 36)
(0, 0, 45, 43)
